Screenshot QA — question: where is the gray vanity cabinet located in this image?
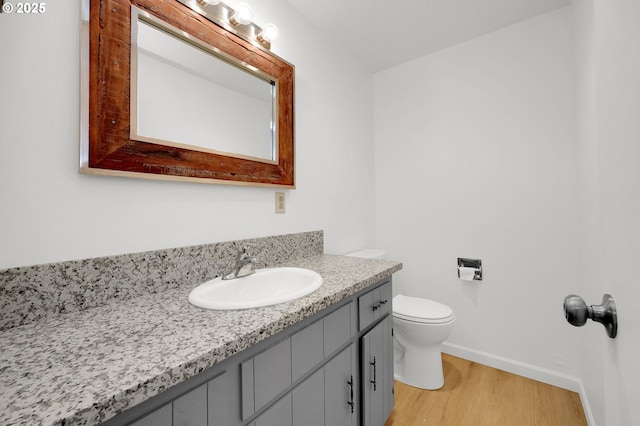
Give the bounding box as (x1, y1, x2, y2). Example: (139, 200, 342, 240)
(252, 393, 292, 426)
(129, 404, 172, 426)
(324, 343, 357, 426)
(252, 342, 357, 426)
(361, 315, 394, 426)
(293, 368, 325, 426)
(108, 359, 241, 426)
(129, 373, 229, 426)
(241, 302, 355, 423)
(105, 278, 393, 426)
(241, 337, 292, 419)
(358, 282, 392, 330)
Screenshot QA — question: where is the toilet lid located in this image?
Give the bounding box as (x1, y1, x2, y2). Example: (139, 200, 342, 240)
(393, 294, 454, 324)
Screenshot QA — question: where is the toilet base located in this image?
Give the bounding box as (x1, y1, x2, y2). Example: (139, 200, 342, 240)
(393, 343, 445, 390)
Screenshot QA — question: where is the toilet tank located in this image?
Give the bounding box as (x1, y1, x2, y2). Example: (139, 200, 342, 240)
(345, 249, 386, 259)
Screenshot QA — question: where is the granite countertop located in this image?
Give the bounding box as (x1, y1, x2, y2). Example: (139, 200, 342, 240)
(0, 254, 402, 426)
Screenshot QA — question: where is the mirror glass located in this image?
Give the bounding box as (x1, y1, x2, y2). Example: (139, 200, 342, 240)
(133, 16, 277, 163)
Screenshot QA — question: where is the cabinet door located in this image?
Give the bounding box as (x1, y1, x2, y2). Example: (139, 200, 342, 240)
(242, 337, 292, 420)
(291, 319, 324, 382)
(361, 316, 393, 426)
(324, 302, 354, 357)
(173, 384, 207, 426)
(253, 394, 292, 426)
(208, 372, 234, 426)
(254, 338, 292, 411)
(129, 403, 172, 426)
(292, 368, 325, 426)
(324, 343, 356, 426)
(381, 315, 394, 417)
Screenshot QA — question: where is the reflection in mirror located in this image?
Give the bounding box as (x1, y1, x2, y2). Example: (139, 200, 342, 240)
(133, 15, 277, 163)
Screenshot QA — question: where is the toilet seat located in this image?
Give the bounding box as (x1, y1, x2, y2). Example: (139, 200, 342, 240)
(393, 294, 455, 324)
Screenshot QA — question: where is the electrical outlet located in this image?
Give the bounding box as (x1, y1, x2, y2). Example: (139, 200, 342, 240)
(275, 192, 286, 214)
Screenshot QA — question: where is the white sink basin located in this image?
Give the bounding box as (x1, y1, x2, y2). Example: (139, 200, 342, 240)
(188, 267, 323, 310)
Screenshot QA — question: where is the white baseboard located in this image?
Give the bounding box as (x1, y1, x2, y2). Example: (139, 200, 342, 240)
(441, 342, 596, 426)
(576, 380, 597, 426)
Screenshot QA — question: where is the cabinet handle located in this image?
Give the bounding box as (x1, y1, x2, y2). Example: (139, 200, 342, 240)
(372, 299, 388, 311)
(370, 357, 377, 391)
(347, 375, 354, 414)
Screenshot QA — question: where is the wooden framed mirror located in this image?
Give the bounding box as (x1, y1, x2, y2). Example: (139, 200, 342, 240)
(80, 0, 295, 187)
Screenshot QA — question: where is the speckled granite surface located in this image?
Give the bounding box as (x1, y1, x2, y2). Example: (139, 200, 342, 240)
(0, 254, 402, 426)
(0, 231, 323, 331)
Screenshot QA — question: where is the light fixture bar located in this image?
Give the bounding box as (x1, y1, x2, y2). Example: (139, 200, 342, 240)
(229, 2, 254, 26)
(258, 23, 279, 44)
(178, 0, 275, 50)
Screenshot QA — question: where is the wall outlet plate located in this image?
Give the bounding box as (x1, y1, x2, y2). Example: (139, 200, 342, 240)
(275, 192, 286, 214)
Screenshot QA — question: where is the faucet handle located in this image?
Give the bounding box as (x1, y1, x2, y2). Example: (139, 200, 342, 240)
(237, 243, 258, 261)
(241, 243, 257, 255)
(241, 243, 256, 252)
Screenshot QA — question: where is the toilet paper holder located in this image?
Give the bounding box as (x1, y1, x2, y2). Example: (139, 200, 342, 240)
(457, 258, 482, 281)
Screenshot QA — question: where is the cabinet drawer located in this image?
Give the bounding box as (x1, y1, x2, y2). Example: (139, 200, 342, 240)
(358, 280, 392, 331)
(242, 338, 292, 420)
(379, 281, 392, 317)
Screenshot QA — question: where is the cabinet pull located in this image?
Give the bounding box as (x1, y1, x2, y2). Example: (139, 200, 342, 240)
(370, 357, 377, 391)
(372, 299, 388, 311)
(347, 375, 354, 413)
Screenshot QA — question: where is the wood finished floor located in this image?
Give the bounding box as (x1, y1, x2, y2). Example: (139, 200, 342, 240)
(385, 354, 587, 426)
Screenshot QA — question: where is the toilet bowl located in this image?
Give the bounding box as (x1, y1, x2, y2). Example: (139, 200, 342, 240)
(344, 249, 455, 390)
(393, 294, 455, 390)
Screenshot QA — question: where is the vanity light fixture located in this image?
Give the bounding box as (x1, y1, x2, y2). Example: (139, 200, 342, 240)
(229, 2, 254, 26)
(258, 23, 279, 43)
(196, 0, 221, 5)
(179, 0, 278, 49)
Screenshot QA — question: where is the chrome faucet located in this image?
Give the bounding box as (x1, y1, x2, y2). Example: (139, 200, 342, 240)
(222, 244, 258, 280)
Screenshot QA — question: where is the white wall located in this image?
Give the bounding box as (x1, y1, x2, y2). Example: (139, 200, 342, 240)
(577, 0, 640, 423)
(375, 4, 640, 423)
(374, 8, 584, 385)
(0, 0, 376, 269)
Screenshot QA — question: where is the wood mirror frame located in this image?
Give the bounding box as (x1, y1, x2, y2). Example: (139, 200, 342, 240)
(81, 0, 295, 187)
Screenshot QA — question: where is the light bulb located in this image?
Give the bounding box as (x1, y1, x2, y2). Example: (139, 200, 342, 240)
(258, 23, 279, 43)
(230, 2, 254, 26)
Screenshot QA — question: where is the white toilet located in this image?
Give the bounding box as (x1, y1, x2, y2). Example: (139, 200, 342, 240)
(393, 294, 455, 390)
(346, 248, 455, 391)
